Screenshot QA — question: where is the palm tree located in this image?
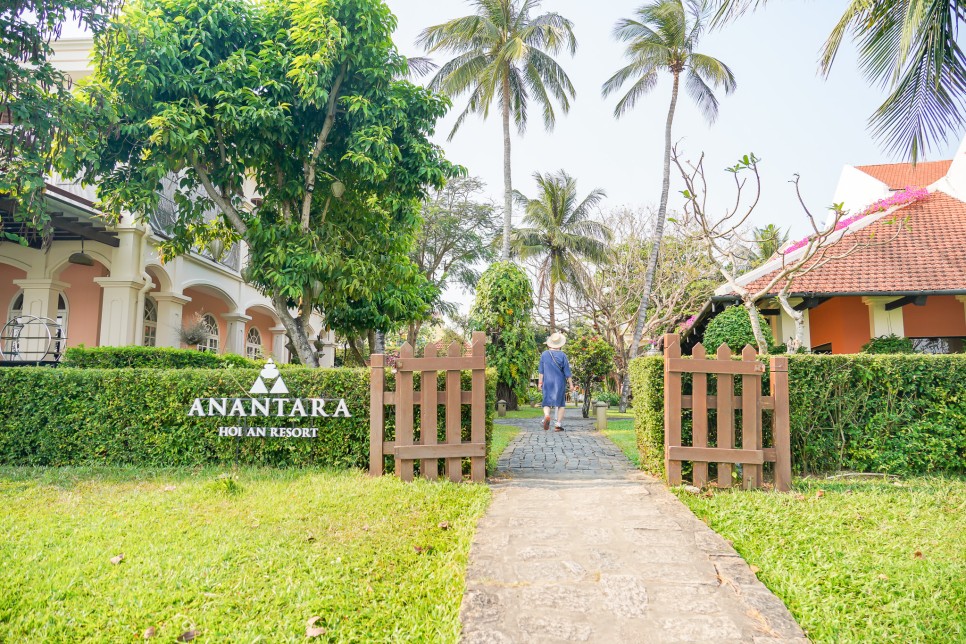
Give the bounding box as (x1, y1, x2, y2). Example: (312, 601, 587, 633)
(511, 170, 612, 330)
(418, 1, 577, 260)
(602, 0, 735, 408)
(750, 223, 789, 267)
(713, 0, 966, 162)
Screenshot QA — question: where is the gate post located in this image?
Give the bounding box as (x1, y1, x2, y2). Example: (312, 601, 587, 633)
(770, 355, 792, 492)
(369, 353, 385, 476)
(663, 333, 683, 485)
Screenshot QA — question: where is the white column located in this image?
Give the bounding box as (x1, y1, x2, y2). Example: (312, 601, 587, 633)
(270, 325, 289, 363)
(223, 313, 251, 355)
(152, 292, 191, 348)
(863, 296, 905, 338)
(10, 279, 68, 359)
(94, 278, 143, 346)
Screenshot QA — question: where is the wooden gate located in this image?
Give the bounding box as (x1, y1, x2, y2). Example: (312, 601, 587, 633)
(663, 333, 791, 492)
(369, 331, 487, 483)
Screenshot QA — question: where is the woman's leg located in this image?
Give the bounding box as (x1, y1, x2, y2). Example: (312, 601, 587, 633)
(555, 405, 565, 428)
(542, 406, 552, 430)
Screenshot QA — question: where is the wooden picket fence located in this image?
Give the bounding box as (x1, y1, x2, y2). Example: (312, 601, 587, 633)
(369, 331, 487, 483)
(664, 333, 792, 492)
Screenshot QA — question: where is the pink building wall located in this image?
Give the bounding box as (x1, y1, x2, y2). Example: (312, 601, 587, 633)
(0, 263, 26, 321)
(59, 262, 108, 348)
(246, 308, 277, 356)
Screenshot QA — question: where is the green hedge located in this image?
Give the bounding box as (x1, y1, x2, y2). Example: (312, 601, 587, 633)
(0, 367, 495, 472)
(629, 354, 966, 477)
(63, 346, 259, 369)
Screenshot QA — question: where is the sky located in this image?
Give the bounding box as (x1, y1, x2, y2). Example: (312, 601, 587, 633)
(387, 0, 961, 237)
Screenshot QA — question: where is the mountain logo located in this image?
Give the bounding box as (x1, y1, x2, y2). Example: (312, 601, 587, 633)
(249, 359, 288, 395)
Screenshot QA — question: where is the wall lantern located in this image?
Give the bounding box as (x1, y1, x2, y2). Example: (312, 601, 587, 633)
(68, 240, 95, 266)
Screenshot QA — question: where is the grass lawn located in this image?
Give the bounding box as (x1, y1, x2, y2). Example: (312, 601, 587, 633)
(488, 424, 521, 472)
(600, 417, 638, 467)
(675, 476, 966, 643)
(0, 467, 490, 642)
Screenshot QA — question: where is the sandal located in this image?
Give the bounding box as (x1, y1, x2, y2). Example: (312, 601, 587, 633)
(542, 416, 550, 431)
(554, 426, 564, 432)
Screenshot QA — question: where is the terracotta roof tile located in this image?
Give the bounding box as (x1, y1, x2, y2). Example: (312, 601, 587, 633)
(855, 160, 951, 189)
(739, 191, 966, 295)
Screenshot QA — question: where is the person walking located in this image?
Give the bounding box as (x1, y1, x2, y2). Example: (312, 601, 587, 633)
(538, 332, 573, 431)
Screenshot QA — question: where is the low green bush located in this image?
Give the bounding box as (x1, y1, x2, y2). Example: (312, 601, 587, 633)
(629, 354, 966, 477)
(0, 367, 495, 471)
(63, 346, 258, 369)
(702, 305, 775, 352)
(862, 334, 915, 354)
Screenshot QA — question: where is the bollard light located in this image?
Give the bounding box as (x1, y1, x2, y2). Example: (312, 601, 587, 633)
(497, 399, 507, 417)
(595, 401, 608, 431)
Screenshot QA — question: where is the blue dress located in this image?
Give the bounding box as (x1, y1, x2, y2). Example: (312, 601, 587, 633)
(539, 349, 572, 407)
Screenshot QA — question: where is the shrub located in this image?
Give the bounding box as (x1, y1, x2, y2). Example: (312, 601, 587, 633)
(0, 367, 495, 471)
(629, 354, 966, 477)
(862, 334, 915, 354)
(702, 305, 775, 352)
(596, 391, 620, 406)
(63, 346, 258, 369)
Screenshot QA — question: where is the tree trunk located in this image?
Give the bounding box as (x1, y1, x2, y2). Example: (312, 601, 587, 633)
(581, 378, 592, 418)
(496, 381, 518, 411)
(373, 330, 385, 354)
(501, 76, 513, 261)
(743, 299, 769, 355)
(619, 71, 681, 410)
(271, 294, 319, 367)
(777, 293, 808, 352)
(548, 277, 557, 331)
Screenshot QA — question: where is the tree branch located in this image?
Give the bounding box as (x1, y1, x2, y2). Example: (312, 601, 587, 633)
(301, 61, 348, 231)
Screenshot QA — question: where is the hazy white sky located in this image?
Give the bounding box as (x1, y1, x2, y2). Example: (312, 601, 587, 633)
(387, 0, 961, 238)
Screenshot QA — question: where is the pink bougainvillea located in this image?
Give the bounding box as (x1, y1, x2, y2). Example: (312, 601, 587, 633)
(782, 186, 927, 255)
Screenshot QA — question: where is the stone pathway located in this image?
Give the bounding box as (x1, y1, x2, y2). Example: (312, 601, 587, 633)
(460, 415, 807, 643)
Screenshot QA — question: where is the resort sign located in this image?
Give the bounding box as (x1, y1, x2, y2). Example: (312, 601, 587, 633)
(187, 359, 351, 438)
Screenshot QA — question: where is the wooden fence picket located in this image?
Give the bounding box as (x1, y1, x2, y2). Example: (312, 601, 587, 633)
(691, 343, 709, 488)
(716, 344, 734, 488)
(420, 342, 439, 480)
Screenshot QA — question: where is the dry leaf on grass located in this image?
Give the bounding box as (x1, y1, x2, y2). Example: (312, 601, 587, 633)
(878, 574, 889, 581)
(914, 550, 924, 559)
(437, 521, 449, 530)
(142, 626, 155, 639)
(306, 616, 326, 638)
(162, 485, 177, 492)
(749, 565, 760, 574)
(110, 554, 124, 565)
(815, 490, 825, 498)
(176, 630, 198, 642)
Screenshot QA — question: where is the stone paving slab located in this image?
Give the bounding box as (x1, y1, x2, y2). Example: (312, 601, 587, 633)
(460, 415, 807, 643)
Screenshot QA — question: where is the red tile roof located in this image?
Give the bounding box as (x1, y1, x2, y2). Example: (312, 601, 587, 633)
(739, 191, 966, 295)
(855, 160, 952, 189)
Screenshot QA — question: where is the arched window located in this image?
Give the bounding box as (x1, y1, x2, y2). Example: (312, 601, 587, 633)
(199, 313, 219, 353)
(5, 292, 67, 358)
(143, 297, 158, 347)
(246, 327, 263, 360)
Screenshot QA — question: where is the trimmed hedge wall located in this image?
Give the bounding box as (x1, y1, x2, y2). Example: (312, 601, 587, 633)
(63, 346, 259, 369)
(0, 367, 495, 471)
(629, 354, 966, 477)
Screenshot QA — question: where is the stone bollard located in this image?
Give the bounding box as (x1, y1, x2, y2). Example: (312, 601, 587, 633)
(497, 400, 507, 417)
(595, 401, 608, 431)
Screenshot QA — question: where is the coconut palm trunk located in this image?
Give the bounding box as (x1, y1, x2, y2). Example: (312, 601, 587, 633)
(501, 77, 513, 260)
(620, 71, 680, 411)
(548, 276, 557, 331)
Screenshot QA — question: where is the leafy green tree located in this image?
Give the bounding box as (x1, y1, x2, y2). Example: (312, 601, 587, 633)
(470, 262, 539, 409)
(567, 327, 616, 418)
(602, 0, 735, 407)
(409, 176, 500, 344)
(0, 0, 118, 238)
(60, 0, 454, 366)
(418, 0, 577, 260)
(714, 0, 966, 161)
(510, 170, 611, 331)
(750, 223, 789, 267)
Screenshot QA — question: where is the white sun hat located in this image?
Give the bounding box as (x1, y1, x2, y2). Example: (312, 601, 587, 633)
(546, 332, 567, 349)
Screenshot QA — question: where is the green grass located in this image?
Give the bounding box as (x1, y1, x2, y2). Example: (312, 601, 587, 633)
(675, 476, 966, 643)
(488, 424, 521, 472)
(0, 467, 490, 642)
(600, 418, 638, 467)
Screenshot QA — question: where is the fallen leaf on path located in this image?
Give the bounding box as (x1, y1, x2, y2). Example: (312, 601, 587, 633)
(749, 565, 760, 574)
(142, 626, 155, 639)
(110, 554, 124, 565)
(176, 630, 198, 642)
